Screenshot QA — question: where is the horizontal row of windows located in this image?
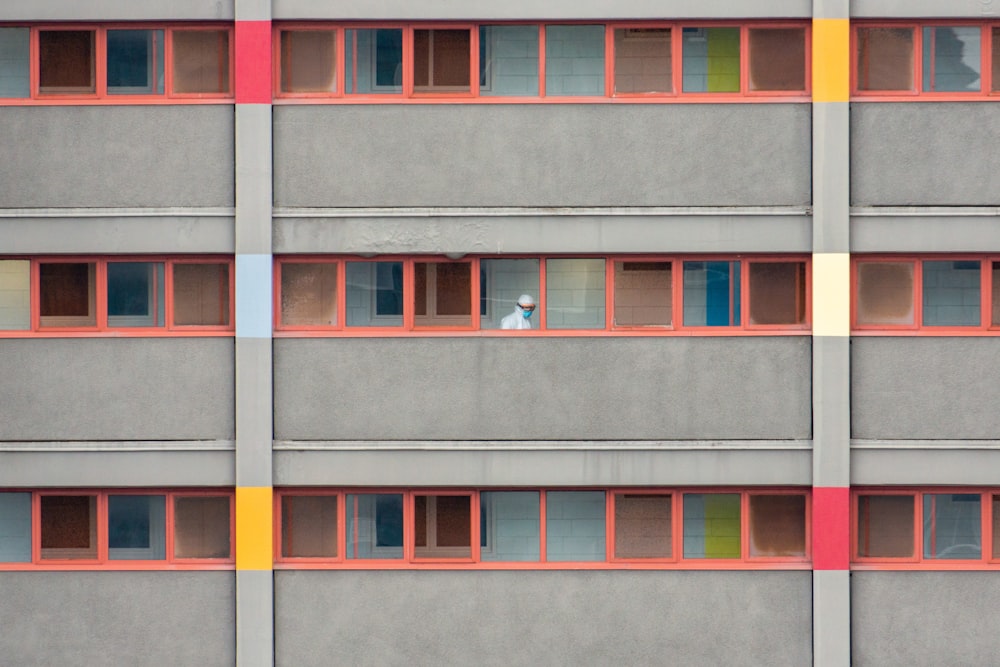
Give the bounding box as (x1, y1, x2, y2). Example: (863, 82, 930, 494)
(0, 492, 233, 568)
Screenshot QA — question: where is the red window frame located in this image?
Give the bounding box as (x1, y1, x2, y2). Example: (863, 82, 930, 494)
(273, 255, 811, 336)
(0, 489, 234, 570)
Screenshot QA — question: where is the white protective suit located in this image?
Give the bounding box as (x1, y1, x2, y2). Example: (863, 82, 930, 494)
(500, 295, 535, 330)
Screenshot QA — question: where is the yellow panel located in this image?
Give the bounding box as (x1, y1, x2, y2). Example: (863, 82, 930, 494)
(236, 486, 273, 571)
(812, 18, 849, 102)
(812, 253, 850, 337)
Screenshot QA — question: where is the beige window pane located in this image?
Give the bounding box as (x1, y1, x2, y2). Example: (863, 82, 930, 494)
(856, 262, 914, 325)
(614, 494, 672, 558)
(749, 262, 806, 325)
(749, 495, 806, 557)
(281, 495, 338, 558)
(0, 260, 31, 330)
(856, 27, 914, 91)
(857, 495, 914, 558)
(614, 261, 672, 327)
(614, 28, 671, 94)
(173, 263, 230, 326)
(281, 263, 337, 326)
(281, 30, 336, 93)
(39, 30, 95, 93)
(174, 496, 230, 559)
(172, 30, 230, 94)
(749, 28, 806, 91)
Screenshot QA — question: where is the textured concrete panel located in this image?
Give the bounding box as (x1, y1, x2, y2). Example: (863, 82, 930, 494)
(275, 570, 811, 667)
(0, 572, 235, 667)
(851, 212, 1000, 253)
(851, 104, 1000, 206)
(852, 0, 1000, 17)
(853, 572, 1000, 666)
(274, 337, 811, 440)
(0, 106, 234, 208)
(852, 444, 1000, 485)
(274, 105, 811, 208)
(0, 0, 233, 20)
(852, 337, 1000, 439)
(0, 450, 235, 487)
(0, 338, 234, 441)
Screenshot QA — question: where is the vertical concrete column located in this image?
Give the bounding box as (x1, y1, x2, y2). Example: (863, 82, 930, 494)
(811, 2, 851, 666)
(234, 1, 274, 665)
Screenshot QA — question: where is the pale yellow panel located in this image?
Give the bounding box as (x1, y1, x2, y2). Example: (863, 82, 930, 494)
(812, 253, 850, 337)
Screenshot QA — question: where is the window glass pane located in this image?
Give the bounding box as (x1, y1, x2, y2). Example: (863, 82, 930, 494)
(280, 30, 336, 93)
(281, 263, 338, 326)
(414, 29, 470, 92)
(0, 493, 32, 563)
(40, 262, 96, 327)
(414, 495, 471, 558)
(545, 258, 606, 329)
(108, 262, 165, 327)
(480, 491, 540, 562)
(683, 261, 739, 327)
(545, 25, 605, 96)
(108, 495, 166, 560)
(172, 30, 229, 94)
(39, 30, 95, 94)
(346, 493, 403, 559)
(613, 28, 671, 94)
(922, 27, 980, 93)
(749, 261, 806, 325)
(479, 25, 539, 96)
(856, 494, 914, 558)
(614, 261, 672, 327)
(856, 262, 914, 326)
(923, 494, 981, 560)
(546, 491, 606, 562)
(614, 494, 671, 559)
(856, 27, 914, 91)
(683, 493, 740, 559)
(0, 28, 30, 98)
(0, 260, 30, 330)
(749, 495, 806, 558)
(993, 262, 1000, 326)
(414, 262, 471, 327)
(172, 263, 229, 326)
(174, 496, 230, 559)
(922, 260, 980, 327)
(993, 495, 1000, 559)
(346, 29, 402, 94)
(40, 495, 97, 560)
(480, 258, 540, 329)
(748, 28, 806, 91)
(682, 27, 740, 93)
(345, 261, 403, 326)
(281, 495, 337, 558)
(993, 29, 1000, 92)
(108, 29, 164, 95)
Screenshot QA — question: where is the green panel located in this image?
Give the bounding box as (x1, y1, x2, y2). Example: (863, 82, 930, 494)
(705, 493, 741, 558)
(707, 28, 740, 93)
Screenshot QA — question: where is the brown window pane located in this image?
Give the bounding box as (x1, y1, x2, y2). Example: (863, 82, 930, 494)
(992, 262, 1000, 326)
(614, 494, 672, 558)
(174, 496, 230, 559)
(40, 495, 97, 559)
(856, 262, 914, 326)
(414, 262, 472, 326)
(414, 495, 471, 558)
(280, 30, 336, 93)
(39, 262, 96, 327)
(749, 494, 806, 557)
(993, 29, 1000, 92)
(614, 261, 672, 327)
(856, 27, 914, 91)
(993, 495, 1000, 559)
(414, 29, 470, 91)
(39, 30, 95, 93)
(173, 263, 230, 326)
(749, 28, 806, 91)
(857, 495, 914, 558)
(613, 28, 671, 94)
(281, 495, 338, 558)
(749, 261, 807, 325)
(281, 263, 337, 326)
(172, 30, 230, 94)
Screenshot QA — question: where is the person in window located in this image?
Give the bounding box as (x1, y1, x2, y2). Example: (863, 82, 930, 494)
(500, 294, 535, 330)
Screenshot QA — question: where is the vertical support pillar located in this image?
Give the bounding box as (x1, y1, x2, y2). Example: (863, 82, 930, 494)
(234, 1, 274, 665)
(812, 2, 851, 666)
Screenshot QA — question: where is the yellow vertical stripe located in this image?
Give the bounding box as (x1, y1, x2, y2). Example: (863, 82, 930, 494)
(236, 486, 273, 570)
(813, 253, 851, 337)
(813, 18, 850, 102)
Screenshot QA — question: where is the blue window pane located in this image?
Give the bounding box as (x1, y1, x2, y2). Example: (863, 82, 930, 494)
(108, 29, 164, 94)
(922, 26, 980, 93)
(108, 495, 166, 560)
(107, 262, 165, 327)
(683, 261, 738, 326)
(921, 260, 980, 327)
(0, 28, 30, 98)
(346, 29, 402, 94)
(0, 493, 31, 563)
(347, 493, 403, 559)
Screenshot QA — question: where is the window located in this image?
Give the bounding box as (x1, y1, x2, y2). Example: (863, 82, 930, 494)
(414, 29, 471, 93)
(280, 29, 336, 94)
(414, 494, 473, 559)
(614, 28, 671, 95)
(0, 491, 233, 568)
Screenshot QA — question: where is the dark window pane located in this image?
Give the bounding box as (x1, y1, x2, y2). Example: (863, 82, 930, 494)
(39, 30, 95, 93)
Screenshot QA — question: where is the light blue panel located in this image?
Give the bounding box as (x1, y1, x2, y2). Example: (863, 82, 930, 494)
(0, 493, 31, 562)
(480, 25, 539, 96)
(922, 26, 980, 93)
(0, 28, 29, 98)
(544, 25, 605, 96)
(236, 254, 273, 339)
(921, 260, 981, 326)
(923, 494, 981, 559)
(482, 491, 540, 562)
(546, 491, 605, 561)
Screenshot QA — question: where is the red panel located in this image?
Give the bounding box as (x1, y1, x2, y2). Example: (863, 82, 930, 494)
(812, 486, 850, 570)
(235, 21, 272, 104)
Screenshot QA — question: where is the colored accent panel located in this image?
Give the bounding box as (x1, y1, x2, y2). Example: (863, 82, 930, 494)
(236, 254, 273, 339)
(236, 487, 273, 570)
(812, 253, 849, 337)
(812, 19, 849, 102)
(812, 487, 849, 570)
(235, 21, 272, 104)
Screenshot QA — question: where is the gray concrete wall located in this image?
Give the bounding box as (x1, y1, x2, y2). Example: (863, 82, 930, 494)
(275, 570, 812, 667)
(0, 572, 234, 667)
(273, 105, 811, 208)
(0, 338, 234, 441)
(852, 0, 1000, 17)
(0, 0, 233, 20)
(0, 106, 234, 208)
(853, 572, 1000, 666)
(274, 337, 812, 441)
(852, 337, 1000, 440)
(851, 104, 1000, 206)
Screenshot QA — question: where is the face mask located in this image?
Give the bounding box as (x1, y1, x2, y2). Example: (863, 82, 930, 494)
(522, 309, 533, 319)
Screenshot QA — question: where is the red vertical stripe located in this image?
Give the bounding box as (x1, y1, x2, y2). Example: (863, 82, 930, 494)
(812, 486, 850, 570)
(235, 21, 272, 104)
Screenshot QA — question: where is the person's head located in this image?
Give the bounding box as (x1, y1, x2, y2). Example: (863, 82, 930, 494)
(516, 294, 535, 319)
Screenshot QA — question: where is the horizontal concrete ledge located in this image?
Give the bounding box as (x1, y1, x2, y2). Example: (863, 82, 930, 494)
(1, 440, 235, 452)
(0, 450, 235, 487)
(851, 0, 1000, 18)
(274, 207, 812, 255)
(853, 439, 1000, 450)
(851, 207, 1000, 252)
(0, 208, 235, 254)
(274, 439, 813, 451)
(0, 0, 234, 21)
(853, 442, 1000, 485)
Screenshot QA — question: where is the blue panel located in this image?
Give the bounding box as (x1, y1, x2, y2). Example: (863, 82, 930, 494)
(236, 254, 273, 339)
